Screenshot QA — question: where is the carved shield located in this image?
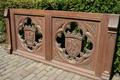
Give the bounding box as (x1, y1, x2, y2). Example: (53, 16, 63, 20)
(24, 30, 35, 47)
(65, 37, 82, 57)
(24, 24, 36, 48)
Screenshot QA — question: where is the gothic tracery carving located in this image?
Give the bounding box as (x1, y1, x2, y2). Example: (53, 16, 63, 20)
(18, 17, 43, 52)
(56, 22, 93, 64)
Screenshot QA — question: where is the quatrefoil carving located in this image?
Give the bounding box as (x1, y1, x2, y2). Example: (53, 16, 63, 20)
(18, 17, 43, 52)
(56, 22, 93, 64)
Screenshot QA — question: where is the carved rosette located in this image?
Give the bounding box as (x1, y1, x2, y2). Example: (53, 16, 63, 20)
(56, 22, 94, 64)
(18, 17, 43, 52)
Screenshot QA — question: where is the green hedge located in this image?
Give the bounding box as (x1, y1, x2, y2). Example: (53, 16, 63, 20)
(0, 0, 120, 13)
(0, 0, 120, 74)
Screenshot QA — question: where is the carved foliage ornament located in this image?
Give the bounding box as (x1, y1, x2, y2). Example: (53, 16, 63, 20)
(18, 17, 43, 52)
(56, 22, 93, 64)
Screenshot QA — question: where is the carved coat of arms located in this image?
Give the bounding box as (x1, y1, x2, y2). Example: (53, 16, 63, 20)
(56, 22, 93, 64)
(24, 25, 36, 48)
(18, 17, 43, 51)
(65, 32, 82, 58)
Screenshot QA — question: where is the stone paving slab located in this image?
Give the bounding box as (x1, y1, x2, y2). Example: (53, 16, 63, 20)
(0, 48, 92, 80)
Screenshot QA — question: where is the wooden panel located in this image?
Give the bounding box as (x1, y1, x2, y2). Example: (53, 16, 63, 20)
(5, 9, 119, 80)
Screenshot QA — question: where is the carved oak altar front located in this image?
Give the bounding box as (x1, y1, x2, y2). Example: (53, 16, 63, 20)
(5, 9, 119, 80)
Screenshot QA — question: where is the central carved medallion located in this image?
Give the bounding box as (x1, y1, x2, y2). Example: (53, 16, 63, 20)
(56, 22, 93, 64)
(65, 32, 82, 58)
(18, 17, 43, 52)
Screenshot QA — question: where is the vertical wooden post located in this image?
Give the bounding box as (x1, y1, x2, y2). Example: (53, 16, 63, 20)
(45, 14, 52, 61)
(101, 15, 119, 80)
(9, 9, 17, 52)
(4, 9, 12, 54)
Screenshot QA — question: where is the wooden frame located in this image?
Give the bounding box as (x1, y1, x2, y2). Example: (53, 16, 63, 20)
(4, 9, 119, 80)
